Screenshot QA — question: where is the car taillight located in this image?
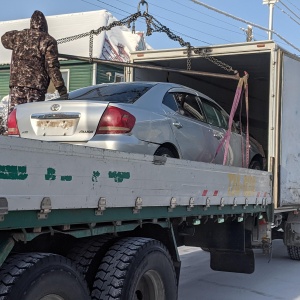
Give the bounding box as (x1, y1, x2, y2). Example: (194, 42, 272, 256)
(96, 106, 136, 134)
(7, 109, 20, 136)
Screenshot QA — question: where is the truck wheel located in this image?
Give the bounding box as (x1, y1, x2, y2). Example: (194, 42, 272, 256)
(287, 246, 300, 260)
(91, 237, 177, 300)
(0, 252, 90, 300)
(154, 147, 176, 158)
(67, 235, 116, 290)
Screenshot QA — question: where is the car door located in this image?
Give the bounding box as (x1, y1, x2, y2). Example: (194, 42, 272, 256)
(200, 98, 243, 167)
(162, 89, 218, 163)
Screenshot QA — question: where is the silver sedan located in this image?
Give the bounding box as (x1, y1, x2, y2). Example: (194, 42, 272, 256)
(8, 82, 265, 169)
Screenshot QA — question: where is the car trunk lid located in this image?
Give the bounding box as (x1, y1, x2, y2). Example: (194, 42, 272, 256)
(16, 100, 109, 142)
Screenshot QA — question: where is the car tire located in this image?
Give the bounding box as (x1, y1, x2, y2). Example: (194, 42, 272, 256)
(249, 160, 262, 170)
(0, 252, 90, 300)
(154, 147, 176, 158)
(91, 237, 178, 300)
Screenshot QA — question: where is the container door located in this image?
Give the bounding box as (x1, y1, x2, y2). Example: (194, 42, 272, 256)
(280, 54, 300, 206)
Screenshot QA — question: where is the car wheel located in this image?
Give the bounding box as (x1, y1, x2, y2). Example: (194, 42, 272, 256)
(249, 160, 262, 170)
(154, 147, 175, 158)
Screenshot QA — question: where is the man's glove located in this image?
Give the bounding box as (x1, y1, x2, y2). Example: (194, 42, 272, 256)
(57, 86, 69, 100)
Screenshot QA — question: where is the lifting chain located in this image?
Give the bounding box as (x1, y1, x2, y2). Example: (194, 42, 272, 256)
(57, 0, 236, 74)
(194, 48, 238, 74)
(57, 12, 142, 63)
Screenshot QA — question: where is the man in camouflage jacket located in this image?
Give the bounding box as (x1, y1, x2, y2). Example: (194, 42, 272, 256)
(1, 10, 68, 112)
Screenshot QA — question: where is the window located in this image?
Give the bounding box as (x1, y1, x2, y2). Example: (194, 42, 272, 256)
(201, 99, 229, 129)
(114, 72, 124, 82)
(162, 93, 178, 112)
(173, 93, 205, 121)
(202, 100, 221, 127)
(47, 69, 69, 93)
(183, 95, 205, 121)
(68, 82, 154, 103)
(61, 70, 70, 91)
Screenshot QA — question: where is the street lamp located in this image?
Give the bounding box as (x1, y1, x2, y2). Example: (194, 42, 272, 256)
(263, 0, 279, 40)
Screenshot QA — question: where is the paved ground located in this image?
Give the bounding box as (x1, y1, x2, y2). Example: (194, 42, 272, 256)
(178, 240, 300, 300)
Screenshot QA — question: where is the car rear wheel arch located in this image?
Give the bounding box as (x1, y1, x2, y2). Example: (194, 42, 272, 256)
(249, 154, 263, 170)
(154, 144, 180, 158)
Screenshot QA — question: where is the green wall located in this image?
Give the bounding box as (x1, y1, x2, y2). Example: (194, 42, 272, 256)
(60, 60, 93, 91)
(0, 60, 125, 98)
(0, 70, 10, 99)
(96, 64, 124, 84)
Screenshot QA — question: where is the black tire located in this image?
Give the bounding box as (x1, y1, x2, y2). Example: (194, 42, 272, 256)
(0, 252, 90, 300)
(67, 235, 116, 290)
(200, 247, 210, 252)
(287, 246, 300, 260)
(249, 160, 262, 170)
(154, 147, 176, 158)
(91, 237, 178, 300)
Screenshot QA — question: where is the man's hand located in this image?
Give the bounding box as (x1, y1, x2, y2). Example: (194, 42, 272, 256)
(57, 86, 69, 100)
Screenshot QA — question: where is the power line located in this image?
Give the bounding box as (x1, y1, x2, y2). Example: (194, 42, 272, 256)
(141, 1, 244, 36)
(111, 0, 234, 43)
(283, 0, 300, 13)
(81, 0, 211, 45)
(157, 0, 267, 40)
(279, 1, 300, 21)
(275, 3, 300, 27)
(190, 0, 300, 53)
(171, 0, 240, 29)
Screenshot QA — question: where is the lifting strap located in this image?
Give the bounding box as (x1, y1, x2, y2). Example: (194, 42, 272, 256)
(211, 72, 249, 166)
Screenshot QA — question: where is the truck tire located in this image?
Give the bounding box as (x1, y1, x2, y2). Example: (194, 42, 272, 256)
(0, 252, 90, 300)
(287, 246, 300, 260)
(91, 237, 178, 300)
(67, 235, 116, 290)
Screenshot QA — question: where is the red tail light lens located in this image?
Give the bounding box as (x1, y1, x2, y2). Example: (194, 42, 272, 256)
(96, 106, 136, 134)
(7, 109, 20, 136)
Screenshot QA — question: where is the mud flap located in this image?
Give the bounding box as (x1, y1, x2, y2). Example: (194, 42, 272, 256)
(183, 216, 255, 274)
(210, 249, 255, 274)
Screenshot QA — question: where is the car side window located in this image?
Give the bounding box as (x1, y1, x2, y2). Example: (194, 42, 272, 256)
(201, 100, 221, 127)
(162, 93, 178, 112)
(215, 108, 228, 129)
(173, 93, 205, 122)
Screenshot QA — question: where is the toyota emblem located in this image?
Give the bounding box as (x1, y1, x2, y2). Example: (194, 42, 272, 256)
(51, 104, 61, 111)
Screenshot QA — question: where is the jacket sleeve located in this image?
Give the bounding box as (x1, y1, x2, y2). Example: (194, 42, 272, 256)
(1, 30, 18, 50)
(45, 39, 66, 89)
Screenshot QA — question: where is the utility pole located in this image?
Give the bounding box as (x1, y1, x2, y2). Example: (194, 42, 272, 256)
(262, 0, 279, 40)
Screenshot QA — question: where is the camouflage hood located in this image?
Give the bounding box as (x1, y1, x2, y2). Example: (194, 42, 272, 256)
(30, 10, 48, 33)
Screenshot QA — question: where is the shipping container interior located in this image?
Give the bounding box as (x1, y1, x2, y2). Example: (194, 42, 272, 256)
(131, 50, 271, 170)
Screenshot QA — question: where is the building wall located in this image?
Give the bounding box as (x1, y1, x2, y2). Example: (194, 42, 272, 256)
(96, 64, 124, 84)
(0, 60, 125, 99)
(0, 68, 10, 98)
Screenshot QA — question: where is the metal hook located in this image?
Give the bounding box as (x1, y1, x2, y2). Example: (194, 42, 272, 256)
(137, 0, 148, 13)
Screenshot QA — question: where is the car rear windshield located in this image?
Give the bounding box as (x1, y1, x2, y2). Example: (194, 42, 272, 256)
(66, 83, 155, 103)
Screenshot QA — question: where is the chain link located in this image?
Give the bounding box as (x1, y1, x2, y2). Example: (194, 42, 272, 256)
(57, 9, 236, 74)
(57, 12, 142, 61)
(194, 48, 238, 74)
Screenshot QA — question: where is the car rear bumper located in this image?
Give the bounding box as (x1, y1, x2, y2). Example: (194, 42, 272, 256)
(85, 134, 159, 155)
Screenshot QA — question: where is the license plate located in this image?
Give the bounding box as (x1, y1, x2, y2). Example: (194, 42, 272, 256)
(32, 119, 78, 136)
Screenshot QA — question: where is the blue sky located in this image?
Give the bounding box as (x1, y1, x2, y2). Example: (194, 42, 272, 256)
(0, 0, 299, 54)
